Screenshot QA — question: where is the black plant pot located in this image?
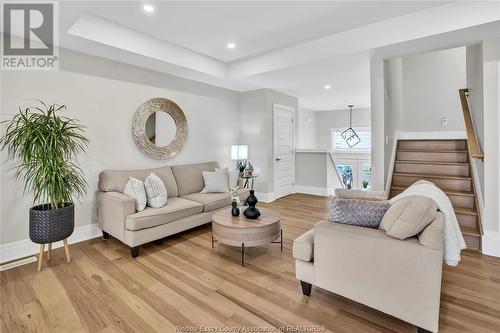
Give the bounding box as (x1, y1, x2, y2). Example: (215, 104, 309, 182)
(29, 203, 74, 244)
(244, 190, 261, 219)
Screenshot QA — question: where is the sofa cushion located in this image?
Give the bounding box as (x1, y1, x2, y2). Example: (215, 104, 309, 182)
(293, 229, 314, 261)
(99, 166, 178, 198)
(125, 197, 202, 231)
(329, 197, 391, 228)
(182, 189, 249, 212)
(172, 161, 219, 196)
(380, 195, 438, 240)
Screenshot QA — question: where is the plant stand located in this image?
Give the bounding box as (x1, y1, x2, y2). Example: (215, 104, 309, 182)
(37, 239, 71, 272)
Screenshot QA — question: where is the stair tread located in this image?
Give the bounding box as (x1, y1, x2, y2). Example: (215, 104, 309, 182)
(398, 139, 466, 141)
(395, 160, 469, 166)
(393, 172, 472, 181)
(390, 185, 474, 197)
(455, 207, 478, 216)
(397, 149, 468, 153)
(461, 225, 480, 237)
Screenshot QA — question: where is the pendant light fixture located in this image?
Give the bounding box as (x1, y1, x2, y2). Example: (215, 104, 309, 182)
(341, 104, 361, 148)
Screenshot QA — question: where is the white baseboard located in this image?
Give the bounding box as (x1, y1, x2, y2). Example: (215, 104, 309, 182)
(482, 231, 500, 257)
(328, 187, 336, 196)
(294, 185, 328, 196)
(255, 191, 275, 203)
(0, 223, 102, 263)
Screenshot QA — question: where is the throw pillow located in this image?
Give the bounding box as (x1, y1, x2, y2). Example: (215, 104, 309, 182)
(216, 167, 239, 189)
(380, 195, 438, 240)
(144, 173, 168, 208)
(201, 168, 229, 193)
(329, 197, 391, 228)
(123, 177, 147, 212)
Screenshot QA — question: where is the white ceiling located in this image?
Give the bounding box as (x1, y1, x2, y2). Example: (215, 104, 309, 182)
(245, 52, 371, 111)
(60, 1, 444, 62)
(49, 1, 500, 110)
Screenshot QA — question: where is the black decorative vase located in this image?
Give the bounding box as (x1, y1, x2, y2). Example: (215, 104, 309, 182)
(243, 190, 261, 219)
(29, 203, 75, 244)
(231, 206, 240, 217)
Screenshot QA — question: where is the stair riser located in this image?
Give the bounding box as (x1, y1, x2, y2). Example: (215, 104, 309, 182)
(456, 213, 478, 228)
(392, 175, 472, 192)
(397, 151, 467, 163)
(463, 233, 480, 250)
(389, 190, 402, 199)
(390, 190, 475, 209)
(398, 140, 467, 151)
(395, 163, 470, 177)
(448, 195, 475, 209)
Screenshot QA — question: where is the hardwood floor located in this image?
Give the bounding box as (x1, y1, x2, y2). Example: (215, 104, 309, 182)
(1, 194, 499, 332)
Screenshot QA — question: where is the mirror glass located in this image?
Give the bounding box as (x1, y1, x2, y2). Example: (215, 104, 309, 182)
(145, 111, 177, 146)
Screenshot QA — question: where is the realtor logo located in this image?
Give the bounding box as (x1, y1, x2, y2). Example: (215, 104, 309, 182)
(1, 2, 59, 70)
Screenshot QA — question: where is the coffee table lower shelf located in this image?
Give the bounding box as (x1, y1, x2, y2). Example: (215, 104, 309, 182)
(211, 229, 283, 266)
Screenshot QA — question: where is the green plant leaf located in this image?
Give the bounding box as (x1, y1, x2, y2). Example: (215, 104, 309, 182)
(0, 102, 89, 209)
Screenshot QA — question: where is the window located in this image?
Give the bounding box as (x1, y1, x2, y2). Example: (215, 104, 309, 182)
(331, 127, 371, 152)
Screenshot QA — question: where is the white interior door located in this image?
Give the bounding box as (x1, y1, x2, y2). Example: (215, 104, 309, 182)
(273, 104, 295, 199)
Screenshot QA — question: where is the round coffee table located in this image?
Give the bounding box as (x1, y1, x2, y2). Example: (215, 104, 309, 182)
(211, 207, 282, 266)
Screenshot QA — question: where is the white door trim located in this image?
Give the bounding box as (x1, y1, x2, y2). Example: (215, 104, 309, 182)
(273, 104, 295, 200)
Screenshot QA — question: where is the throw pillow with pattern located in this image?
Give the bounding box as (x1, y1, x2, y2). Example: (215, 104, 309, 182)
(329, 197, 391, 228)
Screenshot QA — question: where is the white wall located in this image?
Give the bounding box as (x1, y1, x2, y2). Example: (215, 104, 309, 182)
(466, 44, 485, 197)
(297, 108, 317, 149)
(383, 58, 403, 185)
(295, 152, 327, 188)
(370, 59, 385, 191)
(376, 47, 467, 189)
(401, 47, 466, 132)
(315, 108, 371, 150)
(481, 38, 500, 256)
(482, 38, 500, 237)
(240, 89, 298, 194)
(1, 49, 241, 245)
(240, 89, 269, 193)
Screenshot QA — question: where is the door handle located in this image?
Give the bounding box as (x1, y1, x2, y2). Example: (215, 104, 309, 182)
(275, 158, 281, 161)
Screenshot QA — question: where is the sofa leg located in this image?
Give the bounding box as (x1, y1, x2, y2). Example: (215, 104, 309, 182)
(300, 281, 312, 296)
(131, 246, 140, 258)
(417, 328, 432, 333)
(102, 231, 109, 240)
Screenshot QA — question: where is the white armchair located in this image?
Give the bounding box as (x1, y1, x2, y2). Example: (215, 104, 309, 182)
(293, 194, 444, 333)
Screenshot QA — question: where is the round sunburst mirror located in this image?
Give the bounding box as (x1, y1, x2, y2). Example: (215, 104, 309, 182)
(132, 98, 188, 160)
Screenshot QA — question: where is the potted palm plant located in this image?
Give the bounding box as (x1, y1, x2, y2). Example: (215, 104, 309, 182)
(0, 102, 88, 270)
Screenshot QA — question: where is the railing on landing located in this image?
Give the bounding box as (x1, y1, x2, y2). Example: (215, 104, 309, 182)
(459, 89, 484, 160)
(328, 152, 346, 189)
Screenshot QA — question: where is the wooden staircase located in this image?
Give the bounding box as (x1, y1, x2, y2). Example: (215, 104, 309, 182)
(389, 139, 482, 251)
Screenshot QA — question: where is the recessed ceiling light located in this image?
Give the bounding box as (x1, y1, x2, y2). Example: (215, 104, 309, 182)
(227, 42, 236, 49)
(324, 85, 331, 90)
(143, 4, 155, 13)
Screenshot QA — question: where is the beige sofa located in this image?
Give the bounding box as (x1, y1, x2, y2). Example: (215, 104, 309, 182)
(98, 161, 248, 257)
(293, 195, 444, 333)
